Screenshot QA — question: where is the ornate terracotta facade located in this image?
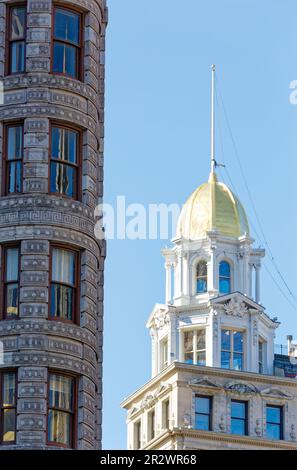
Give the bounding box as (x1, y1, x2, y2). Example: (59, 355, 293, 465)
(0, 0, 107, 449)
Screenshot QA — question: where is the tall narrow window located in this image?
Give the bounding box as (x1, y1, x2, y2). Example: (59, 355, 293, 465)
(183, 329, 206, 366)
(231, 400, 248, 436)
(266, 405, 283, 440)
(50, 125, 79, 199)
(47, 374, 75, 447)
(258, 339, 266, 374)
(3, 246, 20, 319)
(147, 409, 155, 441)
(221, 329, 244, 370)
(5, 124, 23, 195)
(160, 337, 168, 371)
(195, 395, 212, 431)
(0, 372, 17, 444)
(53, 7, 82, 79)
(50, 247, 78, 322)
(8, 5, 26, 74)
(196, 261, 207, 293)
(133, 420, 141, 450)
(162, 399, 170, 429)
(219, 261, 231, 294)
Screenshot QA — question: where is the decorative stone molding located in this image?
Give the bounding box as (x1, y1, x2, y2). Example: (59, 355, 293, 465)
(225, 381, 260, 395)
(224, 296, 249, 317)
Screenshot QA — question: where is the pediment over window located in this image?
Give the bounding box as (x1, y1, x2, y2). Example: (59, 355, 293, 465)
(155, 382, 172, 397)
(189, 376, 220, 389)
(141, 393, 156, 410)
(146, 303, 174, 329)
(260, 387, 294, 399)
(211, 292, 263, 317)
(128, 406, 139, 417)
(225, 381, 260, 394)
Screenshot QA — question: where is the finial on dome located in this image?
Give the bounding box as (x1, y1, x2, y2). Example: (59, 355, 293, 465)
(210, 64, 216, 176)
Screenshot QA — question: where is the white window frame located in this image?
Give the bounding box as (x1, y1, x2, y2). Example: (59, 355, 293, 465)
(162, 398, 170, 430)
(159, 337, 168, 371)
(221, 328, 245, 370)
(147, 409, 155, 442)
(182, 328, 206, 366)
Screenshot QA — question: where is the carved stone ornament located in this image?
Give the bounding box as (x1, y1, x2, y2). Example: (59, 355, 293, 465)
(225, 381, 259, 394)
(153, 309, 170, 329)
(224, 296, 249, 318)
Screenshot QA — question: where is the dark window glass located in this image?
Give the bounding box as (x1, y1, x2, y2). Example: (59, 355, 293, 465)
(266, 406, 282, 440)
(9, 6, 26, 73)
(4, 247, 20, 319)
(148, 410, 155, 441)
(50, 126, 79, 198)
(0, 372, 16, 443)
(53, 8, 81, 79)
(6, 125, 23, 194)
(231, 401, 248, 436)
(48, 374, 75, 447)
(195, 396, 212, 431)
(50, 248, 76, 322)
(219, 261, 231, 294)
(196, 261, 207, 293)
(134, 421, 141, 450)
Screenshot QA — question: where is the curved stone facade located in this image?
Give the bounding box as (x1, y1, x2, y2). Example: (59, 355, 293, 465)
(0, 0, 107, 449)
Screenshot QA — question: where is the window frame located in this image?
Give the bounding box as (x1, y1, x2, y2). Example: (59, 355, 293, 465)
(196, 260, 208, 294)
(162, 398, 170, 430)
(49, 244, 80, 325)
(0, 370, 17, 445)
(2, 122, 24, 196)
(159, 337, 168, 371)
(231, 399, 248, 436)
(51, 4, 84, 81)
(266, 404, 283, 441)
(46, 371, 77, 449)
(133, 420, 141, 450)
(49, 122, 82, 201)
(1, 243, 21, 321)
(221, 328, 245, 371)
(147, 408, 155, 442)
(219, 260, 231, 294)
(182, 328, 206, 366)
(195, 394, 212, 432)
(6, 2, 27, 76)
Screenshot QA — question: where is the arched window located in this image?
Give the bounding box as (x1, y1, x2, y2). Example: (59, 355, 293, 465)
(196, 261, 207, 294)
(219, 261, 231, 294)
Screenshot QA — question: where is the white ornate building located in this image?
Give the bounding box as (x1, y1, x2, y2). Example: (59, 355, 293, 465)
(122, 70, 297, 450)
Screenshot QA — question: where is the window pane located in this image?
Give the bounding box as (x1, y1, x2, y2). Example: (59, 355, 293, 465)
(195, 413, 209, 431)
(53, 42, 77, 78)
(5, 248, 19, 281)
(2, 373, 16, 406)
(10, 41, 25, 73)
(7, 126, 23, 159)
(184, 353, 193, 364)
(52, 248, 75, 285)
(197, 278, 207, 293)
(184, 331, 193, 353)
(233, 353, 243, 371)
(50, 284, 74, 321)
(7, 161, 22, 194)
(197, 262, 207, 277)
(221, 351, 231, 369)
(219, 261, 230, 277)
(195, 397, 210, 414)
(2, 409, 16, 442)
(52, 127, 77, 164)
(54, 9, 80, 44)
(234, 331, 243, 353)
(221, 330, 231, 350)
(231, 401, 246, 419)
(196, 351, 206, 366)
(266, 423, 281, 440)
(50, 162, 77, 197)
(48, 409, 71, 445)
(5, 283, 19, 317)
(267, 407, 281, 424)
(231, 418, 246, 435)
(11, 7, 25, 40)
(49, 374, 74, 410)
(219, 278, 230, 294)
(196, 330, 206, 350)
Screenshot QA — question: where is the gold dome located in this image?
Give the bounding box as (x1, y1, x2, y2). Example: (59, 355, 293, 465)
(176, 172, 250, 240)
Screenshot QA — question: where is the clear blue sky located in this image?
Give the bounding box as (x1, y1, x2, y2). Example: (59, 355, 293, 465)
(103, 0, 297, 449)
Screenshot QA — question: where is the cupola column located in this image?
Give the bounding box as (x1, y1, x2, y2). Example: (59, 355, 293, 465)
(255, 263, 261, 303)
(165, 261, 172, 304)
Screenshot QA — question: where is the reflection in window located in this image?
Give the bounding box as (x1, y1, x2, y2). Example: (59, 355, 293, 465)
(221, 330, 244, 370)
(231, 400, 248, 436)
(9, 6, 26, 73)
(196, 261, 207, 293)
(195, 396, 212, 431)
(0, 372, 16, 443)
(266, 406, 283, 440)
(53, 8, 81, 78)
(219, 261, 231, 294)
(50, 126, 79, 198)
(6, 125, 23, 194)
(48, 374, 75, 447)
(50, 248, 77, 322)
(183, 329, 206, 366)
(4, 247, 20, 319)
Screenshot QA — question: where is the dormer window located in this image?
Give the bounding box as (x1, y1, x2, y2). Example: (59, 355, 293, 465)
(219, 261, 231, 294)
(196, 261, 207, 294)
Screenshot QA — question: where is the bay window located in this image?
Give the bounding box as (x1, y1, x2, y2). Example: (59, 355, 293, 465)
(4, 123, 23, 195)
(47, 373, 76, 447)
(50, 247, 78, 323)
(221, 329, 244, 370)
(3, 246, 20, 319)
(53, 7, 82, 79)
(50, 125, 80, 199)
(183, 329, 206, 366)
(8, 5, 26, 74)
(0, 372, 17, 444)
